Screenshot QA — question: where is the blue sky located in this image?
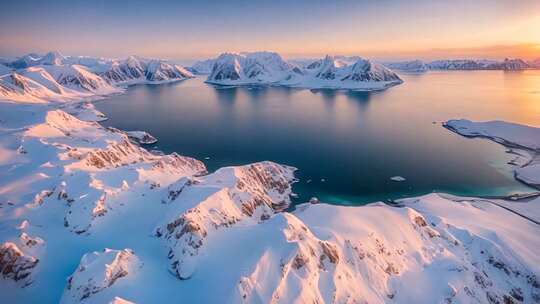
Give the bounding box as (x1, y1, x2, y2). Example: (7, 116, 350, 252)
(1, 0, 539, 60)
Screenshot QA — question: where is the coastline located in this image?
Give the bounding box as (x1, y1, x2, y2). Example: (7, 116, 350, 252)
(1, 80, 540, 303)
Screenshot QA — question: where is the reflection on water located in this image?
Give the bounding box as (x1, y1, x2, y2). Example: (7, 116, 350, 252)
(95, 71, 540, 205)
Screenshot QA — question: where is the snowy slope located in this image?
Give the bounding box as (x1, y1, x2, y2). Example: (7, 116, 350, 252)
(188, 58, 216, 75)
(0, 53, 194, 103)
(0, 64, 12, 76)
(206, 52, 302, 85)
(530, 58, 540, 69)
(1, 97, 540, 303)
(301, 56, 402, 89)
(7, 51, 65, 69)
(96, 56, 194, 84)
(206, 52, 402, 91)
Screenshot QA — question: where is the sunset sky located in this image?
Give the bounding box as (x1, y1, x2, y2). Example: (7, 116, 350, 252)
(1, 0, 539, 61)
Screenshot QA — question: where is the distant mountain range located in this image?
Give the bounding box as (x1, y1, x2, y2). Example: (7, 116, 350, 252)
(192, 55, 540, 76)
(384, 58, 537, 72)
(2, 51, 539, 103)
(0, 51, 193, 102)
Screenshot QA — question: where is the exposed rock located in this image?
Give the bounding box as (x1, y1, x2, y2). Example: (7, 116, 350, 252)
(157, 161, 296, 279)
(0, 242, 39, 285)
(126, 131, 157, 145)
(64, 249, 142, 301)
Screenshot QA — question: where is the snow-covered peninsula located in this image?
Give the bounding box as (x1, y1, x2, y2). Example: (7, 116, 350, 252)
(1, 52, 540, 304)
(444, 119, 540, 188)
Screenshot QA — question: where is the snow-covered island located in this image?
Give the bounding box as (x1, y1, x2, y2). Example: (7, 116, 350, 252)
(1, 52, 540, 304)
(201, 51, 403, 91)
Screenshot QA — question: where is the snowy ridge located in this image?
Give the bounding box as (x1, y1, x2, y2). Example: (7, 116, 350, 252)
(229, 195, 540, 303)
(188, 58, 217, 75)
(205, 52, 402, 90)
(63, 248, 142, 302)
(0, 52, 193, 103)
(1, 97, 540, 303)
(156, 161, 296, 279)
(206, 52, 302, 85)
(19, 110, 206, 234)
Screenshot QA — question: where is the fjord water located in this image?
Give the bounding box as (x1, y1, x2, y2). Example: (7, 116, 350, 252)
(95, 71, 540, 205)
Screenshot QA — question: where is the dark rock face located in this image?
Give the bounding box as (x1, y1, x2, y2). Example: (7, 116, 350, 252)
(0, 243, 39, 285)
(56, 73, 101, 91)
(344, 60, 402, 82)
(157, 161, 295, 280)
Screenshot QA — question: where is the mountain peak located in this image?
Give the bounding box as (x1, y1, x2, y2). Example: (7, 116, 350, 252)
(41, 51, 65, 65)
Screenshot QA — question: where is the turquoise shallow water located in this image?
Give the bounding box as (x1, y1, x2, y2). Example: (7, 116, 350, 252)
(95, 70, 540, 205)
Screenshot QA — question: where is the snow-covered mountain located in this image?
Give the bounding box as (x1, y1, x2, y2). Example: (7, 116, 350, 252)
(206, 52, 402, 91)
(206, 51, 302, 85)
(0, 52, 194, 103)
(499, 58, 530, 70)
(96, 56, 193, 84)
(0, 65, 119, 103)
(291, 55, 361, 69)
(7, 51, 65, 69)
(1, 100, 540, 303)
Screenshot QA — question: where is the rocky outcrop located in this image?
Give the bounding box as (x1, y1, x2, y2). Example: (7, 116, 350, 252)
(0, 232, 43, 286)
(156, 161, 296, 279)
(126, 131, 157, 145)
(63, 249, 142, 301)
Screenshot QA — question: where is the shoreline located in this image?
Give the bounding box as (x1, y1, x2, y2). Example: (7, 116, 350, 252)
(2, 77, 540, 303)
(444, 121, 540, 191)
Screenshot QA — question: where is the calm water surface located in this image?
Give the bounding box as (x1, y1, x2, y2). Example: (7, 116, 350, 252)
(95, 70, 540, 205)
